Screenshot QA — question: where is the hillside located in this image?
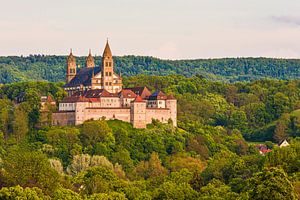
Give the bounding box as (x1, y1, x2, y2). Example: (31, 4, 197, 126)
(0, 76, 300, 198)
(1, 55, 300, 84)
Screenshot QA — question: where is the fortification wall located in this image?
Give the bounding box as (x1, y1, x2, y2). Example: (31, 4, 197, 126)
(79, 107, 131, 123)
(52, 111, 75, 126)
(145, 108, 171, 124)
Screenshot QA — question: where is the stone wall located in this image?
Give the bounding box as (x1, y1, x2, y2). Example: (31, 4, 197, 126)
(52, 111, 75, 126)
(77, 107, 131, 125)
(53, 100, 177, 128)
(145, 108, 172, 124)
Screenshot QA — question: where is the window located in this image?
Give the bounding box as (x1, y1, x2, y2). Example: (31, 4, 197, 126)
(105, 82, 108, 86)
(109, 72, 112, 76)
(106, 62, 108, 67)
(105, 72, 108, 76)
(109, 62, 112, 67)
(109, 82, 112, 86)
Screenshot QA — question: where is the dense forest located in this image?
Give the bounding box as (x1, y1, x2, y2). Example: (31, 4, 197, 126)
(1, 55, 300, 83)
(0, 75, 299, 199)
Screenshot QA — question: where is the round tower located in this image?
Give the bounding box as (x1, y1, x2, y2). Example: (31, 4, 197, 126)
(86, 49, 95, 68)
(66, 49, 77, 83)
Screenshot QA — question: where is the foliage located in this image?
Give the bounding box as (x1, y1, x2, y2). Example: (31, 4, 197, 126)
(1, 55, 300, 83)
(1, 75, 300, 198)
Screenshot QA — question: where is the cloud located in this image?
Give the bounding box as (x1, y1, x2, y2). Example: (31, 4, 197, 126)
(272, 15, 300, 26)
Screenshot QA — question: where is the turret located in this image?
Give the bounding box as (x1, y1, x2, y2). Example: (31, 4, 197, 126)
(86, 49, 95, 68)
(166, 94, 177, 126)
(130, 95, 146, 128)
(101, 40, 114, 92)
(66, 49, 76, 83)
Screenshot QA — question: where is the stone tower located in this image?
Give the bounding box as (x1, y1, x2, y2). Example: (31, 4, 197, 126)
(101, 40, 114, 92)
(66, 49, 76, 83)
(86, 49, 95, 68)
(130, 96, 146, 128)
(166, 95, 177, 126)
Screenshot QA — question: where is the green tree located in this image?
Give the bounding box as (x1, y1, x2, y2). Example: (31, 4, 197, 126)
(53, 187, 82, 200)
(245, 167, 297, 200)
(80, 120, 114, 146)
(199, 179, 239, 200)
(12, 106, 28, 142)
(0, 186, 50, 200)
(2, 147, 59, 194)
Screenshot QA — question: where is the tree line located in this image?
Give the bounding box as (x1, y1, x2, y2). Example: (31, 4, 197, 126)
(1, 55, 300, 83)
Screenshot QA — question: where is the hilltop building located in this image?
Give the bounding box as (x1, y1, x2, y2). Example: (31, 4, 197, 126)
(52, 41, 177, 128)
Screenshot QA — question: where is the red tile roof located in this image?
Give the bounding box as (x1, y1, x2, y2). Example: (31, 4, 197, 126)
(119, 89, 137, 98)
(125, 87, 151, 99)
(148, 91, 167, 100)
(134, 95, 145, 103)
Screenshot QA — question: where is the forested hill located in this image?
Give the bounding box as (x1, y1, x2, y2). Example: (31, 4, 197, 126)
(0, 55, 300, 83)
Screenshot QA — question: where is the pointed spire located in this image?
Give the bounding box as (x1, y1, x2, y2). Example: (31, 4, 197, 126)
(86, 49, 95, 68)
(103, 39, 112, 57)
(68, 48, 75, 61)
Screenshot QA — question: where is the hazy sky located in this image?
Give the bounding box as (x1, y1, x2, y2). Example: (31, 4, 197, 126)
(1, 0, 300, 59)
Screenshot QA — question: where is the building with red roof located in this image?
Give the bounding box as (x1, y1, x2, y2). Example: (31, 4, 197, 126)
(53, 40, 177, 128)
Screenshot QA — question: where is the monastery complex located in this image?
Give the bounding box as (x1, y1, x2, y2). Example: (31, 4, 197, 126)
(52, 41, 177, 128)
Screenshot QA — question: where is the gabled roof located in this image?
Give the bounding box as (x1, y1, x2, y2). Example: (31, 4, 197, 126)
(61, 89, 119, 103)
(64, 67, 101, 88)
(73, 89, 118, 98)
(148, 90, 167, 100)
(119, 89, 137, 98)
(278, 139, 289, 146)
(125, 87, 151, 99)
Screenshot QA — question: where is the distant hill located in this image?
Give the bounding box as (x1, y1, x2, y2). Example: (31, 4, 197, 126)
(0, 55, 300, 83)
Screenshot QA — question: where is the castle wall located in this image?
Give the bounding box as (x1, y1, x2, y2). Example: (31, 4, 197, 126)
(145, 108, 171, 124)
(100, 97, 121, 107)
(59, 103, 76, 111)
(166, 99, 177, 126)
(52, 111, 75, 126)
(54, 97, 177, 128)
(76, 107, 131, 125)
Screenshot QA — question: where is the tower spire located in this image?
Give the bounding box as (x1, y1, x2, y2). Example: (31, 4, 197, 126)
(86, 49, 95, 68)
(103, 39, 112, 57)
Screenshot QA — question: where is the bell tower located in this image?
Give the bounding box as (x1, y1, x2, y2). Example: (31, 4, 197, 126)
(66, 49, 76, 83)
(101, 40, 114, 92)
(86, 49, 95, 68)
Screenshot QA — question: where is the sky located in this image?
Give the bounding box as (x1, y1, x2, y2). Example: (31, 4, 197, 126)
(1, 0, 300, 59)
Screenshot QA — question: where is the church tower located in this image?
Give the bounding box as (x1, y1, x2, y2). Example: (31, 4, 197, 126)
(101, 40, 114, 92)
(66, 49, 76, 83)
(86, 49, 95, 68)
